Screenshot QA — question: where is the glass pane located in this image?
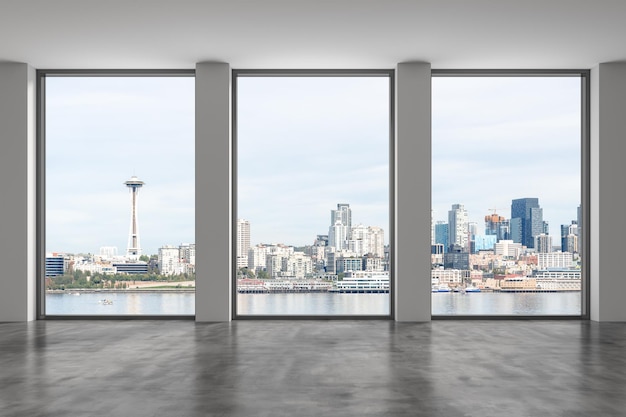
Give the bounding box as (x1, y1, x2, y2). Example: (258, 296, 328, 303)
(236, 75, 390, 316)
(431, 76, 582, 315)
(45, 76, 195, 315)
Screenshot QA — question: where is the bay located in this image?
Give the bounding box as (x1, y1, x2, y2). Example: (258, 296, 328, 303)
(46, 291, 582, 316)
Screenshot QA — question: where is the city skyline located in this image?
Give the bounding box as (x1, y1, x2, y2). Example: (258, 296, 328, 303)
(46, 76, 581, 254)
(432, 76, 581, 238)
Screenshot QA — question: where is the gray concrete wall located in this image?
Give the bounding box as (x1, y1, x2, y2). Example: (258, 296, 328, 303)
(195, 62, 232, 321)
(395, 62, 432, 321)
(590, 63, 626, 321)
(0, 63, 36, 322)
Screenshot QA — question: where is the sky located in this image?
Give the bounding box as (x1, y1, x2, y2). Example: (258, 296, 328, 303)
(432, 76, 581, 238)
(46, 76, 195, 255)
(45, 74, 581, 255)
(237, 76, 391, 246)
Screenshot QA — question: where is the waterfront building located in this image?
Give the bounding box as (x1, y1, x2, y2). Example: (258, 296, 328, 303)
(332, 271, 390, 293)
(237, 219, 251, 269)
(501, 277, 538, 291)
(448, 204, 469, 251)
(431, 268, 468, 285)
(537, 252, 574, 269)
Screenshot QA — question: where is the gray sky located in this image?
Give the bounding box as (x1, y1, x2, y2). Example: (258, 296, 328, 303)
(46, 76, 195, 255)
(432, 76, 581, 237)
(46, 74, 581, 255)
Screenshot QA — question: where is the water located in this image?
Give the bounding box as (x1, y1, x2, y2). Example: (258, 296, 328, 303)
(237, 293, 389, 315)
(431, 291, 581, 315)
(46, 291, 582, 316)
(46, 292, 195, 315)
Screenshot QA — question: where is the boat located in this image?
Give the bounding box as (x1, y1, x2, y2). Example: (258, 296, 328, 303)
(331, 272, 390, 293)
(465, 286, 481, 293)
(436, 285, 451, 292)
(98, 299, 113, 305)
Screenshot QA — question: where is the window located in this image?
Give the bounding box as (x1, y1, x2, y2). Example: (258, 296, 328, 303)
(40, 72, 195, 316)
(431, 72, 588, 316)
(234, 71, 393, 317)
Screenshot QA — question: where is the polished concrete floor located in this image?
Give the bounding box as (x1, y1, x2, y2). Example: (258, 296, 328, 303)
(1, 320, 625, 417)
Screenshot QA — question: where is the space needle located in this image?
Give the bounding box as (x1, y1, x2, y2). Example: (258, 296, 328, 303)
(124, 175, 144, 260)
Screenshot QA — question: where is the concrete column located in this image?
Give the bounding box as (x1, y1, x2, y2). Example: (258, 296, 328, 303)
(395, 62, 432, 321)
(195, 62, 232, 321)
(590, 63, 626, 321)
(0, 62, 36, 322)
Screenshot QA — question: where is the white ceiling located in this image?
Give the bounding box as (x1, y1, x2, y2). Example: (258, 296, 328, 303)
(1, 0, 625, 69)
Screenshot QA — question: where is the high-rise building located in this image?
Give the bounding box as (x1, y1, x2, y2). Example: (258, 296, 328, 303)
(237, 219, 251, 269)
(159, 245, 181, 275)
(367, 226, 385, 257)
(537, 252, 574, 269)
(448, 204, 469, 251)
(485, 212, 509, 241)
(348, 224, 369, 255)
(473, 234, 497, 252)
(247, 244, 268, 272)
(511, 198, 545, 249)
(329, 203, 352, 250)
(331, 203, 352, 229)
(444, 244, 470, 270)
(434, 221, 449, 253)
(494, 240, 523, 258)
(534, 233, 553, 253)
(561, 221, 579, 253)
(179, 243, 196, 265)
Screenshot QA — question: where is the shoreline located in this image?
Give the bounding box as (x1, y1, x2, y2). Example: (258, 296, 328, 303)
(47, 288, 195, 294)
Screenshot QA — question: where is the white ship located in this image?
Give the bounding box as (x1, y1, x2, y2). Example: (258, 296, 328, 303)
(331, 271, 390, 293)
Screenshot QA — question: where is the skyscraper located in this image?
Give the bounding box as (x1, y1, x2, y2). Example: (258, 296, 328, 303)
(511, 198, 545, 249)
(448, 203, 469, 251)
(434, 221, 449, 253)
(329, 203, 352, 249)
(237, 219, 251, 269)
